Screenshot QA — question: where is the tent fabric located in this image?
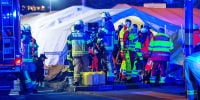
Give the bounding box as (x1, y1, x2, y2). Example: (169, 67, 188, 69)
(21, 6, 128, 65)
(113, 4, 200, 28)
(21, 4, 199, 66)
(111, 7, 180, 35)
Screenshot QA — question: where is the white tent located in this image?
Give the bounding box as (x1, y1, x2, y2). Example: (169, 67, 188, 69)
(21, 6, 128, 65)
(21, 4, 200, 67)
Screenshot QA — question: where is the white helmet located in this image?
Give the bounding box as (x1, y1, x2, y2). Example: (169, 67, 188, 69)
(74, 20, 84, 26)
(193, 24, 199, 30)
(101, 12, 111, 18)
(70, 25, 75, 32)
(20, 24, 25, 31)
(141, 27, 148, 33)
(23, 24, 31, 32)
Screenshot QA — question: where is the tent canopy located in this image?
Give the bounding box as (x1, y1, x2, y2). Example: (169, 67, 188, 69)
(21, 4, 200, 65)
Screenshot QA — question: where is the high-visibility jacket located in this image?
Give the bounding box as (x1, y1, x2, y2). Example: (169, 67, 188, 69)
(139, 32, 153, 59)
(184, 52, 200, 100)
(66, 34, 72, 61)
(101, 20, 117, 53)
(119, 26, 131, 80)
(141, 38, 150, 59)
(67, 31, 93, 57)
(149, 33, 173, 61)
(22, 37, 37, 62)
(128, 33, 143, 60)
(119, 26, 130, 51)
(193, 30, 200, 47)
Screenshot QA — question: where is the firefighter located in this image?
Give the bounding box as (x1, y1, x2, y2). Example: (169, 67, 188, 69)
(67, 20, 93, 86)
(184, 52, 200, 100)
(193, 24, 200, 53)
(118, 19, 132, 82)
(21, 25, 38, 94)
(66, 25, 75, 75)
(100, 12, 117, 84)
(149, 28, 173, 85)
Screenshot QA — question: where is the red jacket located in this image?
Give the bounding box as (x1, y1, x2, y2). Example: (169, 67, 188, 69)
(193, 30, 200, 47)
(141, 32, 153, 58)
(141, 38, 150, 58)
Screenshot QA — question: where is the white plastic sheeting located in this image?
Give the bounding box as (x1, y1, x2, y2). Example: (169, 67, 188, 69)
(21, 6, 127, 65)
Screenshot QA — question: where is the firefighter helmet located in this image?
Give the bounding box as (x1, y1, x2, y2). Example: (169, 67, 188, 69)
(70, 25, 75, 32)
(74, 20, 84, 26)
(193, 24, 199, 30)
(23, 24, 31, 32)
(101, 12, 111, 18)
(20, 24, 25, 32)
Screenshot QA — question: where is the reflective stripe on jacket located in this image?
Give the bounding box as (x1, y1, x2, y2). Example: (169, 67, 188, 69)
(149, 33, 173, 61)
(119, 26, 130, 51)
(22, 38, 37, 62)
(67, 31, 93, 57)
(128, 33, 143, 60)
(102, 21, 117, 52)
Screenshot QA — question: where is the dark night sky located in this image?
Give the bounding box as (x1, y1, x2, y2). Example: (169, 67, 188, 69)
(18, 0, 200, 14)
(19, 0, 82, 10)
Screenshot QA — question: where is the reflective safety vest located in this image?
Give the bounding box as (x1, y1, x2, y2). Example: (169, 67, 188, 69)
(66, 34, 72, 61)
(22, 38, 38, 62)
(193, 30, 200, 47)
(128, 33, 143, 60)
(149, 33, 173, 61)
(101, 20, 117, 52)
(119, 26, 130, 51)
(67, 31, 93, 57)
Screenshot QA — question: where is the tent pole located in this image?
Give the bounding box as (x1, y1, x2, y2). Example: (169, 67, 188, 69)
(184, 0, 193, 99)
(185, 0, 193, 57)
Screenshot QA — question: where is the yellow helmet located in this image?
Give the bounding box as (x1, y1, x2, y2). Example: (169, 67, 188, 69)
(101, 12, 111, 18)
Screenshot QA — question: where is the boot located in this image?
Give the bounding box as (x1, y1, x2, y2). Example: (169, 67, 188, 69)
(41, 82, 45, 88)
(38, 82, 41, 87)
(73, 82, 79, 86)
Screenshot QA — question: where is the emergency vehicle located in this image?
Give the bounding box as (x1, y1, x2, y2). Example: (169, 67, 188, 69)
(0, 0, 21, 95)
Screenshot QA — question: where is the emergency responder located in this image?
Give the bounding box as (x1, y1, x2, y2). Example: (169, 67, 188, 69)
(100, 12, 117, 84)
(66, 25, 75, 75)
(149, 28, 173, 85)
(139, 26, 151, 83)
(193, 24, 200, 52)
(67, 20, 93, 86)
(184, 52, 200, 100)
(140, 27, 150, 63)
(21, 25, 38, 94)
(128, 24, 144, 82)
(35, 54, 47, 87)
(119, 19, 132, 82)
(112, 25, 123, 80)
